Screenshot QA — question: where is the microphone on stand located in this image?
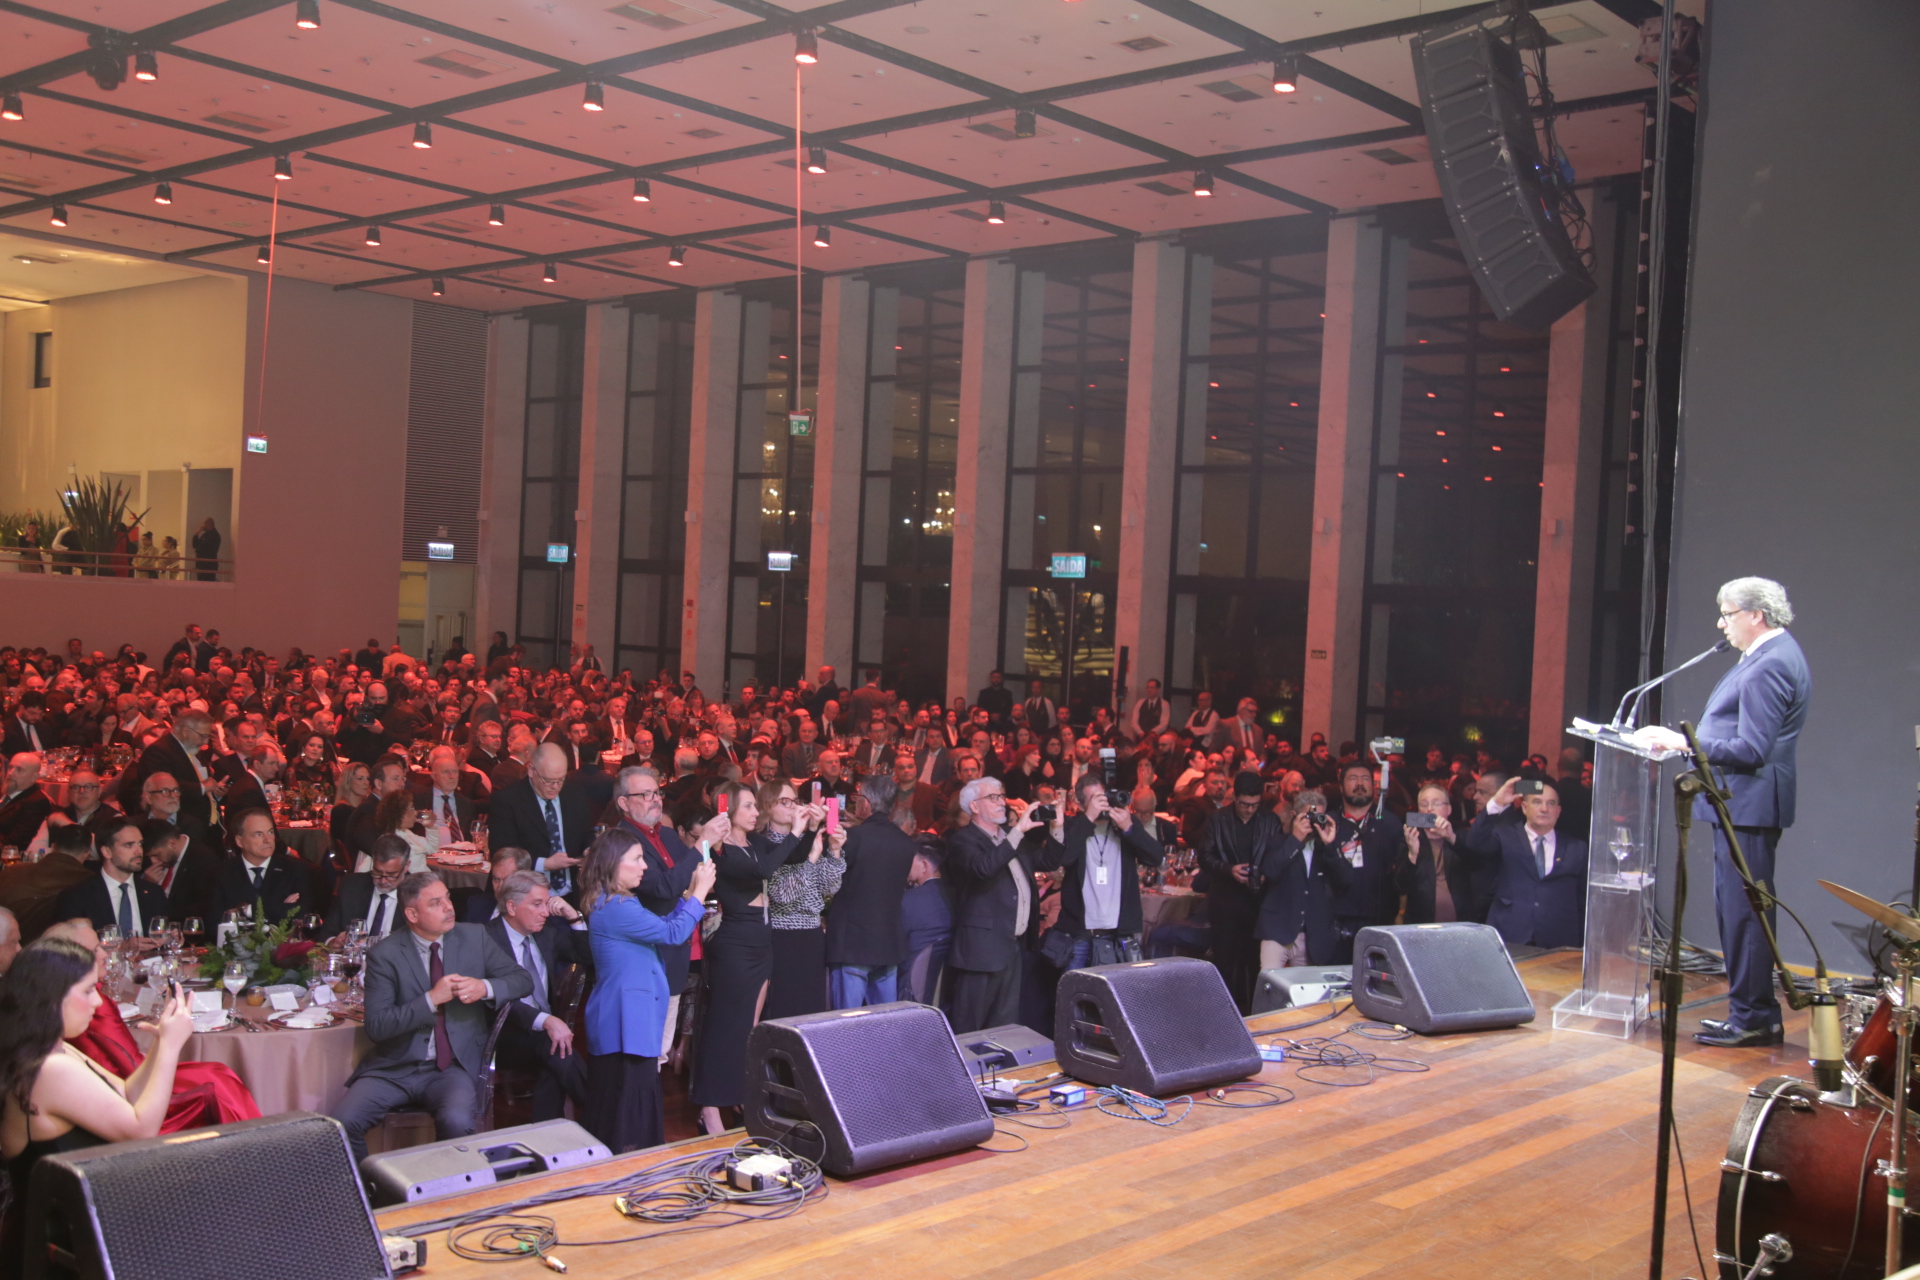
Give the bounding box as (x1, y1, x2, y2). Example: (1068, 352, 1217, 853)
(1808, 977, 1845, 1092)
(1609, 639, 1731, 731)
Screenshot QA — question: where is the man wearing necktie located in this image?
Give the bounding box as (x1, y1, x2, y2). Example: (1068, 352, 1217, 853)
(214, 809, 313, 924)
(1461, 779, 1587, 950)
(1637, 576, 1811, 1048)
(416, 749, 476, 846)
(55, 817, 167, 941)
(484, 870, 590, 1120)
(487, 744, 585, 900)
(331, 872, 532, 1165)
(1125, 679, 1169, 744)
(2, 691, 49, 757)
(325, 838, 408, 940)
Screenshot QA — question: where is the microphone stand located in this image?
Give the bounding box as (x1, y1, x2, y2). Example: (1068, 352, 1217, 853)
(1650, 723, 1840, 1280)
(1910, 727, 1920, 913)
(1611, 640, 1730, 731)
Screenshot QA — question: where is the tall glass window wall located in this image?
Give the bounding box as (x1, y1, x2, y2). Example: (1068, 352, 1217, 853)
(853, 280, 962, 703)
(516, 311, 584, 671)
(1168, 236, 1326, 732)
(613, 303, 693, 682)
(729, 296, 817, 694)
(999, 263, 1130, 717)
(1358, 227, 1548, 763)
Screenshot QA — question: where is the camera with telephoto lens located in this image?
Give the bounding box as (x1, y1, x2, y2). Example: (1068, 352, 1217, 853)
(1096, 748, 1130, 811)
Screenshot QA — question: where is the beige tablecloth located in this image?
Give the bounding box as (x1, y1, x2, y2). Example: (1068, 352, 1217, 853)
(139, 1003, 372, 1116)
(428, 860, 489, 892)
(277, 824, 334, 868)
(1141, 888, 1205, 951)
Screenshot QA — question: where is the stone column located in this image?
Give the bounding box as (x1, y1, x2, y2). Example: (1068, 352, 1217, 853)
(1114, 237, 1189, 711)
(806, 274, 871, 679)
(681, 289, 742, 689)
(1301, 214, 1385, 750)
(570, 302, 629, 665)
(946, 257, 1019, 706)
(474, 313, 528, 651)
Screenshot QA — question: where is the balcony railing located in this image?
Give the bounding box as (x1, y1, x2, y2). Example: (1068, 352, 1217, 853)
(0, 547, 236, 582)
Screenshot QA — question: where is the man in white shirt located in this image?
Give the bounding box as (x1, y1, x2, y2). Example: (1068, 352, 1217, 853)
(54, 816, 165, 941)
(329, 837, 409, 940)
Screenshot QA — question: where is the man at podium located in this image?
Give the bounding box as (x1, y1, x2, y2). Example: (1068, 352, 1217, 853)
(1639, 577, 1810, 1048)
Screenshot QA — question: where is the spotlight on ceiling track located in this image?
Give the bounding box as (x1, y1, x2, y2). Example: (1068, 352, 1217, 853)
(583, 82, 605, 112)
(412, 121, 432, 149)
(488, 204, 505, 225)
(1192, 170, 1213, 197)
(632, 178, 651, 202)
(1272, 57, 1299, 94)
(542, 262, 557, 283)
(986, 200, 1006, 225)
(50, 205, 68, 228)
(295, 0, 320, 29)
(154, 182, 173, 205)
(668, 245, 686, 267)
(430, 277, 445, 296)
(1014, 108, 1036, 139)
(1, 94, 21, 122)
(257, 242, 271, 263)
(134, 51, 158, 82)
(273, 154, 292, 180)
(805, 147, 827, 175)
(794, 30, 818, 64)
(812, 225, 831, 248)
(364, 225, 382, 246)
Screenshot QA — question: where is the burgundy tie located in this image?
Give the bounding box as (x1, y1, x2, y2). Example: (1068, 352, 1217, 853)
(442, 793, 463, 842)
(429, 942, 453, 1071)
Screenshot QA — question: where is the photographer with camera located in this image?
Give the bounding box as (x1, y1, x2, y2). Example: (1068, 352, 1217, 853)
(1254, 789, 1350, 968)
(1197, 771, 1279, 1012)
(1043, 772, 1166, 973)
(1325, 759, 1405, 964)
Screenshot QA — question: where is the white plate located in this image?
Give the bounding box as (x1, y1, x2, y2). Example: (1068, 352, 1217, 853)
(270, 1009, 335, 1029)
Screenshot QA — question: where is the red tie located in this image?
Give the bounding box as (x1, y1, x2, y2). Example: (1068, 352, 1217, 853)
(429, 942, 453, 1071)
(442, 793, 463, 842)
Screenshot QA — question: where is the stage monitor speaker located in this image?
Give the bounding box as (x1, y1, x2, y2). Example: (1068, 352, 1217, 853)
(742, 1002, 994, 1178)
(23, 1111, 390, 1280)
(1252, 965, 1353, 1015)
(1054, 957, 1262, 1095)
(1411, 20, 1593, 330)
(1350, 923, 1537, 1034)
(361, 1119, 611, 1207)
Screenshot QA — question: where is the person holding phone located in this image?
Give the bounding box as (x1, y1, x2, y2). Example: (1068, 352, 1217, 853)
(1324, 762, 1406, 964)
(689, 780, 818, 1135)
(1254, 791, 1351, 969)
(762, 782, 846, 1020)
(1396, 784, 1472, 924)
(1458, 776, 1588, 949)
(1, 939, 194, 1271)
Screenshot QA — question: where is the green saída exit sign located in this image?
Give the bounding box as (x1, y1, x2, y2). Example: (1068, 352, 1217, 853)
(788, 412, 813, 437)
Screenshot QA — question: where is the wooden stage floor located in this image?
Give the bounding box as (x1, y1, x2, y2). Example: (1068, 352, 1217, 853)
(379, 952, 1808, 1279)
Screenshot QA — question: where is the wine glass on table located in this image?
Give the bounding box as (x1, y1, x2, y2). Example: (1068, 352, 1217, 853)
(223, 961, 248, 1012)
(99, 925, 122, 953)
(183, 916, 205, 948)
(148, 917, 169, 950)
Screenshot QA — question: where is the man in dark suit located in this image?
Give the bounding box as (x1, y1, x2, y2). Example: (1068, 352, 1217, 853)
(1639, 576, 1810, 1047)
(162, 623, 211, 676)
(940, 776, 1065, 1033)
(1460, 780, 1588, 950)
(0, 823, 94, 942)
(780, 718, 823, 779)
(329, 871, 532, 1164)
(488, 744, 588, 898)
(55, 816, 168, 939)
(124, 710, 224, 834)
(825, 775, 920, 1008)
(0, 752, 53, 849)
(141, 818, 221, 925)
(325, 837, 409, 941)
(415, 749, 479, 845)
(214, 808, 313, 924)
(2, 691, 52, 756)
(485, 870, 590, 1121)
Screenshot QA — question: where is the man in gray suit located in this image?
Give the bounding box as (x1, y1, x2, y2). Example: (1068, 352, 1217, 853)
(330, 871, 532, 1165)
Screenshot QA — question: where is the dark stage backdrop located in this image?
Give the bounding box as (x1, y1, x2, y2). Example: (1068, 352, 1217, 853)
(1657, 1, 1920, 971)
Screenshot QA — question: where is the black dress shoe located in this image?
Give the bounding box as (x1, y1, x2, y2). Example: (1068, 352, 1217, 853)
(1694, 1025, 1784, 1048)
(1698, 1018, 1733, 1035)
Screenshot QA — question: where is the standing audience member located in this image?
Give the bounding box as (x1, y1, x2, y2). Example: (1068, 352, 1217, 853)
(1050, 774, 1165, 970)
(824, 774, 917, 1008)
(1256, 791, 1349, 968)
(762, 781, 847, 1019)
(579, 829, 713, 1153)
(1198, 772, 1274, 1012)
(941, 777, 1064, 1033)
(1396, 784, 1471, 924)
(1460, 779, 1588, 950)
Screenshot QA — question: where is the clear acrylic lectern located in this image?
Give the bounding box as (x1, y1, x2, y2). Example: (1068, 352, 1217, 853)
(1551, 719, 1685, 1038)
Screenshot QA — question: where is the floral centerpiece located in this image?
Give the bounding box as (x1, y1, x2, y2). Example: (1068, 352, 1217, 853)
(198, 904, 323, 986)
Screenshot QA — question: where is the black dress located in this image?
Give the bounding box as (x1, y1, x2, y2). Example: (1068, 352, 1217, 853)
(2, 1125, 104, 1272)
(688, 829, 815, 1109)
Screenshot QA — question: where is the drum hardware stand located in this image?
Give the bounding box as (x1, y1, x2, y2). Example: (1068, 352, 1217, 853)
(1733, 1233, 1791, 1280)
(1653, 725, 1842, 1280)
(1881, 946, 1918, 1278)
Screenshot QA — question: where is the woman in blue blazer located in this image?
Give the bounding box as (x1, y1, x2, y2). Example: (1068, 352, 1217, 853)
(579, 827, 715, 1153)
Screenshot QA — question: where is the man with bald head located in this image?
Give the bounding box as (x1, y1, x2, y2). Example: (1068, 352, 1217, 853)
(0, 751, 52, 848)
(486, 743, 587, 898)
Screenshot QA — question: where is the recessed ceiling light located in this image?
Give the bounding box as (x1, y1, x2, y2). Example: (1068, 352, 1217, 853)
(794, 30, 818, 64)
(295, 0, 320, 29)
(412, 122, 433, 149)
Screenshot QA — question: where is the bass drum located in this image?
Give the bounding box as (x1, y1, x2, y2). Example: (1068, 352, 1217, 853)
(1845, 989, 1909, 1110)
(1718, 1076, 1920, 1278)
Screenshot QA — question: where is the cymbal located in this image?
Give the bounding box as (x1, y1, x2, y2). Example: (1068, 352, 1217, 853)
(1819, 879, 1920, 943)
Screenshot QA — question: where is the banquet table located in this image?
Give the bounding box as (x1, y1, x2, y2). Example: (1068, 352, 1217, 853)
(427, 856, 490, 892)
(1139, 886, 1206, 954)
(137, 996, 371, 1116)
(277, 822, 333, 866)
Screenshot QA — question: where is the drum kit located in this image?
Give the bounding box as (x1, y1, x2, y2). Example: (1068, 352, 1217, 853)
(1716, 880, 1920, 1279)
